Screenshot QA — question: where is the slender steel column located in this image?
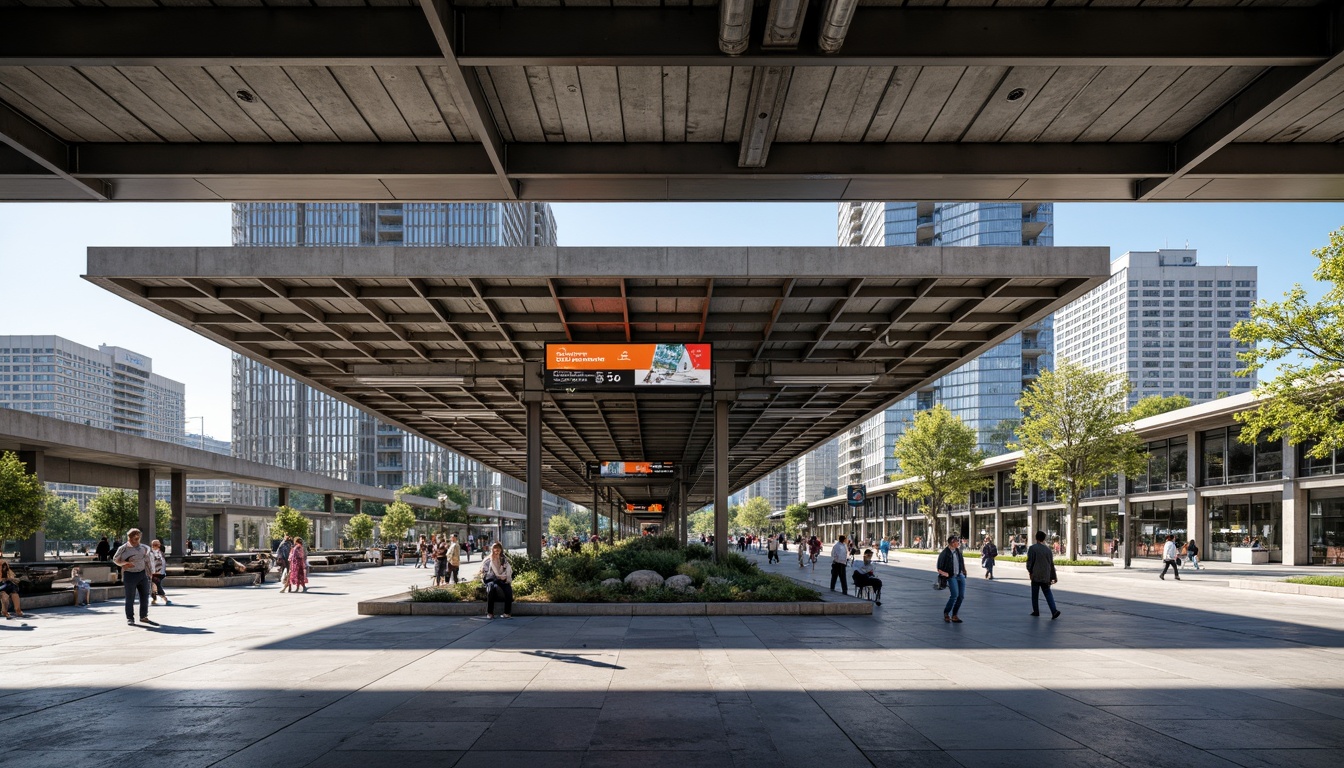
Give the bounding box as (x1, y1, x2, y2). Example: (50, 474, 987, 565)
(526, 397, 543, 559)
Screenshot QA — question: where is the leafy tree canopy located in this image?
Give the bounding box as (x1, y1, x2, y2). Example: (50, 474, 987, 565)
(1131, 394, 1192, 420)
(0, 451, 47, 544)
(402, 482, 472, 527)
(343, 512, 375, 547)
(784, 502, 810, 533)
(688, 508, 715, 536)
(378, 500, 417, 542)
(86, 488, 140, 539)
(891, 405, 990, 543)
(547, 512, 574, 539)
(735, 496, 773, 533)
(1232, 226, 1344, 458)
(43, 494, 90, 547)
(1014, 361, 1146, 558)
(271, 505, 313, 541)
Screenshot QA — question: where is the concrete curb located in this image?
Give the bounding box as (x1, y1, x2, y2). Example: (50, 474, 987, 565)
(356, 592, 870, 617)
(10, 586, 119, 609)
(162, 574, 258, 588)
(1228, 579, 1344, 599)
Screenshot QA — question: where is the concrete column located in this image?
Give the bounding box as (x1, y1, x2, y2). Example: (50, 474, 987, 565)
(213, 513, 229, 553)
(994, 510, 1005, 549)
(592, 483, 600, 543)
(714, 398, 729, 560)
(899, 517, 909, 549)
(18, 450, 45, 561)
(138, 467, 157, 539)
(1186, 428, 1201, 547)
(1282, 441, 1308, 565)
(323, 493, 334, 549)
(170, 470, 186, 555)
(680, 481, 690, 544)
(524, 361, 543, 559)
(278, 487, 290, 508)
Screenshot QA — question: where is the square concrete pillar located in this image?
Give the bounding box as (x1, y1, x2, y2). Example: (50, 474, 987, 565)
(714, 398, 730, 560)
(1281, 441, 1308, 565)
(19, 450, 45, 562)
(993, 510, 1005, 549)
(278, 487, 290, 508)
(1186, 428, 1201, 545)
(170, 470, 186, 555)
(213, 513, 229, 553)
(138, 467, 157, 539)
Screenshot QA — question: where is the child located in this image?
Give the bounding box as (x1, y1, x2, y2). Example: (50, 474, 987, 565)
(70, 566, 92, 606)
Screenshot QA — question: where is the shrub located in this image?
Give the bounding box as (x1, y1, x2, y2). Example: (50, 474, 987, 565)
(717, 552, 757, 575)
(512, 570, 540, 597)
(409, 586, 460, 602)
(603, 548, 683, 578)
(683, 542, 713, 561)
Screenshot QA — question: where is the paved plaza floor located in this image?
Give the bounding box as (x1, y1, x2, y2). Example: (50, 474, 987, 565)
(1, 550, 1341, 768)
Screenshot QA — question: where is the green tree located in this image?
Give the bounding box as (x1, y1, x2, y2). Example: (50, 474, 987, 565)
(784, 502, 810, 534)
(1232, 226, 1344, 458)
(187, 517, 214, 549)
(154, 499, 171, 542)
(891, 405, 990, 547)
(271, 505, 313, 541)
(378, 500, 417, 543)
(43, 494, 89, 555)
(736, 496, 772, 534)
(547, 512, 574, 539)
(0, 451, 48, 548)
(1131, 394, 1192, 420)
(86, 488, 139, 539)
(343, 512, 375, 547)
(688, 508, 715, 536)
(1013, 361, 1146, 560)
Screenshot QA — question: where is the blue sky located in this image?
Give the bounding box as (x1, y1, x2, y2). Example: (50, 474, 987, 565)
(2, 201, 1341, 441)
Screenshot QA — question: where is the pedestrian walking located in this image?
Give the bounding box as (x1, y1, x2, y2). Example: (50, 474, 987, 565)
(1185, 539, 1203, 570)
(112, 528, 155, 626)
(149, 539, 170, 605)
(808, 535, 821, 569)
(415, 535, 428, 568)
(879, 537, 890, 563)
(980, 536, 998, 580)
(1026, 531, 1060, 619)
(95, 536, 111, 562)
(766, 535, 779, 564)
(1160, 534, 1181, 580)
(852, 549, 882, 606)
(275, 536, 293, 591)
(288, 537, 309, 593)
(936, 535, 967, 623)
(797, 537, 807, 568)
(829, 535, 850, 595)
(446, 534, 462, 584)
(433, 535, 450, 586)
(480, 542, 514, 619)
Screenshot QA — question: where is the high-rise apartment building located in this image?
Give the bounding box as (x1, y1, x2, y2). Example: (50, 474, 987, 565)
(1055, 249, 1257, 407)
(744, 460, 797, 513)
(0, 335, 186, 506)
(795, 439, 839, 506)
(180, 432, 234, 504)
(230, 203, 569, 532)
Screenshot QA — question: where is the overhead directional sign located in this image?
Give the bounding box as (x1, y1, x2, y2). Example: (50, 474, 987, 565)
(626, 504, 665, 514)
(545, 343, 711, 392)
(588, 461, 677, 479)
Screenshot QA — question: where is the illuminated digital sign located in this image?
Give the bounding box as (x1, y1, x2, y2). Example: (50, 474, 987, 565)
(545, 343, 712, 391)
(587, 461, 677, 479)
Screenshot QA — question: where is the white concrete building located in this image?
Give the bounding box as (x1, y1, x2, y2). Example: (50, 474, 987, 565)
(1055, 249, 1257, 407)
(796, 439, 839, 505)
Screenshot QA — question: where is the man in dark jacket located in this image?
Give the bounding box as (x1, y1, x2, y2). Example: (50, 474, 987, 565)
(935, 535, 967, 623)
(95, 536, 111, 561)
(1026, 531, 1061, 619)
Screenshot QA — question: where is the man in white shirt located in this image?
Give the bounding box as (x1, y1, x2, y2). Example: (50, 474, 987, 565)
(112, 528, 157, 627)
(829, 535, 851, 595)
(1160, 534, 1182, 581)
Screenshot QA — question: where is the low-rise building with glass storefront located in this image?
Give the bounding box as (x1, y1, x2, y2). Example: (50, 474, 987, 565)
(807, 392, 1343, 566)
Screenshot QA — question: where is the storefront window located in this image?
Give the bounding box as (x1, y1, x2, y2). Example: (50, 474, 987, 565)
(1003, 511, 1028, 555)
(1308, 491, 1344, 566)
(1201, 427, 1282, 486)
(1041, 508, 1066, 554)
(1300, 441, 1342, 478)
(1077, 506, 1100, 556)
(1206, 493, 1282, 562)
(1132, 500, 1186, 559)
(1202, 430, 1226, 485)
(973, 513, 995, 544)
(1000, 473, 1025, 506)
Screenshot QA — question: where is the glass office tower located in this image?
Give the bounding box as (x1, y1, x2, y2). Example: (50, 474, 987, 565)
(229, 203, 568, 531)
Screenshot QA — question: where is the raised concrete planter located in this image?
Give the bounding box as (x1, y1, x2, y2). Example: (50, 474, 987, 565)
(309, 561, 377, 574)
(13, 586, 119, 610)
(357, 591, 870, 617)
(1228, 579, 1344, 599)
(161, 574, 258, 588)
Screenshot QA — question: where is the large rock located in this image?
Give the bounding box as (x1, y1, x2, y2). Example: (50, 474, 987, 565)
(623, 570, 665, 591)
(665, 574, 694, 593)
(600, 578, 623, 590)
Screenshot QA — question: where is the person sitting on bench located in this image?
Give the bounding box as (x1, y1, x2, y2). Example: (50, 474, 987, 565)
(852, 549, 882, 607)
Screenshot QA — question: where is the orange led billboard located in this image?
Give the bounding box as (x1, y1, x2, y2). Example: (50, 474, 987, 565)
(544, 343, 712, 391)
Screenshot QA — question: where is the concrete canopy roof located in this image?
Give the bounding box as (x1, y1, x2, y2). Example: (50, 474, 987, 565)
(85, 245, 1107, 509)
(4, 2, 1344, 202)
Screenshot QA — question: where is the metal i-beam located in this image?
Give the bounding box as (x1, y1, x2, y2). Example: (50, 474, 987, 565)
(0, 7, 1325, 68)
(1137, 6, 1344, 200)
(0, 101, 107, 199)
(418, 0, 517, 200)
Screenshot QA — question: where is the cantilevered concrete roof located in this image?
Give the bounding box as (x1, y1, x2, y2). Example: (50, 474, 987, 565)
(86, 245, 1107, 509)
(3, 2, 1344, 202)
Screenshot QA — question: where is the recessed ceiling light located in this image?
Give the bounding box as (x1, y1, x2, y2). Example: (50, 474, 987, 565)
(1006, 88, 1026, 102)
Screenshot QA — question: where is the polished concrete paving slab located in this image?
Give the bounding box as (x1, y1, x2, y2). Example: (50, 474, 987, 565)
(1, 551, 1341, 768)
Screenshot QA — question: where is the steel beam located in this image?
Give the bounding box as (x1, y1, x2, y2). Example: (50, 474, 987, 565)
(418, 0, 517, 200)
(0, 7, 1325, 68)
(1137, 5, 1344, 200)
(0, 101, 107, 199)
(453, 8, 1325, 68)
